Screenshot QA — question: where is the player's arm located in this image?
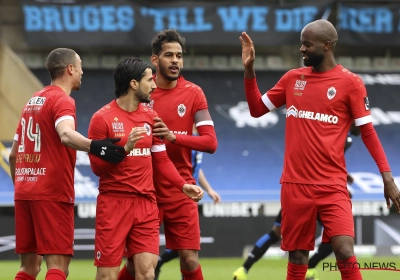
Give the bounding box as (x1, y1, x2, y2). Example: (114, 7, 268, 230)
(52, 97, 91, 151)
(241, 31, 268, 117)
(239, 32, 286, 117)
(349, 78, 400, 212)
(198, 168, 221, 204)
(177, 110, 217, 153)
(8, 140, 18, 184)
(87, 114, 125, 176)
(153, 109, 217, 154)
(359, 123, 400, 211)
(350, 122, 361, 136)
(56, 119, 91, 151)
(151, 142, 204, 201)
(53, 95, 125, 163)
(56, 119, 125, 165)
(9, 121, 23, 185)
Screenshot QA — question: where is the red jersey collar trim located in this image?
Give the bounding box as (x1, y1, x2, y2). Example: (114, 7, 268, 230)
(152, 74, 184, 90)
(42, 85, 67, 95)
(309, 64, 342, 75)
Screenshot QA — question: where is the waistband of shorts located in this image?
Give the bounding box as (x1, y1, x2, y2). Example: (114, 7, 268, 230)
(99, 191, 155, 201)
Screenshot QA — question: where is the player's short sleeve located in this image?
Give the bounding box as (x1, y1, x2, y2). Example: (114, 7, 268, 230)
(88, 112, 109, 140)
(52, 95, 76, 129)
(192, 86, 208, 112)
(263, 72, 289, 110)
(348, 77, 372, 126)
(14, 120, 22, 141)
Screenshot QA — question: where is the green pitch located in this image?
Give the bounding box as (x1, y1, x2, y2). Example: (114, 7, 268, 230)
(1, 257, 400, 279)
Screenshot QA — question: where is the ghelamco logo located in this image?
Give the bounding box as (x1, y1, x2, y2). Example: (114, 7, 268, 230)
(286, 105, 298, 118)
(323, 261, 400, 272)
(285, 105, 338, 124)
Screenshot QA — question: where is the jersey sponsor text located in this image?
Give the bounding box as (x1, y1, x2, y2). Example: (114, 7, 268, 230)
(27, 96, 46, 106)
(298, 110, 338, 124)
(128, 148, 151, 156)
(171, 130, 188, 135)
(15, 167, 46, 176)
(16, 153, 41, 163)
(286, 105, 338, 124)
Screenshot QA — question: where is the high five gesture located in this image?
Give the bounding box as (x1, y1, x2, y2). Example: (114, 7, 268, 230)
(239, 32, 256, 78)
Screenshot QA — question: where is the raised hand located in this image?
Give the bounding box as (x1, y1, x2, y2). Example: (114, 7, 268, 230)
(183, 184, 204, 202)
(124, 127, 147, 152)
(239, 31, 255, 69)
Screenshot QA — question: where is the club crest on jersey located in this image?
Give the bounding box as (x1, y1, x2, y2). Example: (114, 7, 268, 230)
(144, 123, 151, 136)
(327, 87, 336, 100)
(294, 80, 307, 90)
(178, 104, 186, 117)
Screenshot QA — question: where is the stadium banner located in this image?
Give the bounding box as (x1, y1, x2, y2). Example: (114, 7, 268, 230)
(1, 71, 400, 206)
(20, 0, 334, 47)
(1, 206, 400, 259)
(337, 2, 400, 46)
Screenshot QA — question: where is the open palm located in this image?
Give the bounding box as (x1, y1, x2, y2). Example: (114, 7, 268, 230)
(239, 31, 255, 68)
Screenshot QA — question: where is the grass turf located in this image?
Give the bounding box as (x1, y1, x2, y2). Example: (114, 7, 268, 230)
(1, 257, 400, 279)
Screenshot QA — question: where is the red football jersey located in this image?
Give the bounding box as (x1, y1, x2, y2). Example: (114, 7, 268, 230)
(14, 85, 77, 203)
(88, 100, 164, 202)
(262, 65, 371, 186)
(151, 75, 209, 203)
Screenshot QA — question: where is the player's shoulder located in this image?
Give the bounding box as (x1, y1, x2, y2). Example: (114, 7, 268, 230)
(30, 86, 74, 109)
(178, 76, 204, 94)
(92, 101, 118, 119)
(334, 66, 366, 91)
(41, 85, 65, 95)
(34, 85, 65, 99)
(282, 67, 309, 79)
(337, 66, 363, 81)
(288, 67, 309, 74)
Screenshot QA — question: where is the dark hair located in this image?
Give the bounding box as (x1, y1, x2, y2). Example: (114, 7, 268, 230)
(113, 58, 151, 98)
(46, 48, 77, 80)
(151, 29, 186, 55)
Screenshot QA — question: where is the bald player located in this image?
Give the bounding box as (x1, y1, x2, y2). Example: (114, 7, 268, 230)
(239, 19, 400, 280)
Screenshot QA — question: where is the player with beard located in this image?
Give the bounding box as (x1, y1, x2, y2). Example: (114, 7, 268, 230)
(88, 58, 204, 280)
(240, 19, 400, 280)
(232, 125, 360, 280)
(8, 48, 126, 280)
(118, 31, 218, 280)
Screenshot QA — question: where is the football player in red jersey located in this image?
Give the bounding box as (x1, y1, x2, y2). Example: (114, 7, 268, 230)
(8, 48, 126, 280)
(88, 58, 204, 280)
(232, 125, 360, 280)
(155, 125, 221, 280)
(240, 19, 400, 280)
(118, 30, 217, 280)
